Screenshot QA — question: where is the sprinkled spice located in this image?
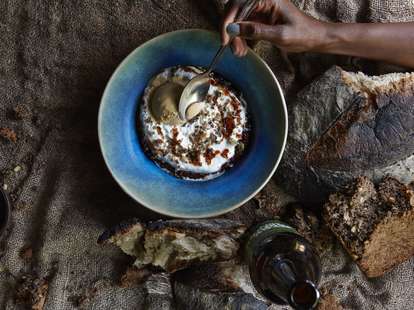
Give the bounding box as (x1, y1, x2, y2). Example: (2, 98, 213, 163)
(223, 116, 235, 138)
(230, 100, 240, 111)
(188, 150, 202, 166)
(172, 127, 179, 140)
(204, 148, 221, 165)
(210, 78, 218, 86)
(170, 127, 180, 155)
(156, 126, 163, 136)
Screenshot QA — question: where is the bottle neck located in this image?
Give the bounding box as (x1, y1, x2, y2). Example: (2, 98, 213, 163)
(289, 280, 320, 310)
(244, 220, 299, 262)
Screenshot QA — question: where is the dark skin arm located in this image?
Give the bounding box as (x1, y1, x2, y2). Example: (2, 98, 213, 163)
(222, 0, 414, 69)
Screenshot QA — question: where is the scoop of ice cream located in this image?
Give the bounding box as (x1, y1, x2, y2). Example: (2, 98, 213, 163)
(149, 82, 185, 125)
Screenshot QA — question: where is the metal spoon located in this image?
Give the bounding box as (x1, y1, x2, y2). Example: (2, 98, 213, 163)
(178, 0, 257, 121)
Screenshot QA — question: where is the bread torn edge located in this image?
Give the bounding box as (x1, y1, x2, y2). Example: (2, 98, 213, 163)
(98, 219, 246, 273)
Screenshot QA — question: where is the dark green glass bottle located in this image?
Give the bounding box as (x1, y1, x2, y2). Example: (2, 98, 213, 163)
(244, 220, 321, 309)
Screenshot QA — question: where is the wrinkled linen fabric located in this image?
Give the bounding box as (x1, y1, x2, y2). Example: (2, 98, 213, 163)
(0, 0, 413, 309)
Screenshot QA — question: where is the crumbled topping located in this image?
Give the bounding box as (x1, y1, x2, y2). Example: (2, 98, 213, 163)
(139, 66, 250, 180)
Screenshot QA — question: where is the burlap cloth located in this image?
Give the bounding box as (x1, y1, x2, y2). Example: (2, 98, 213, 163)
(0, 0, 413, 309)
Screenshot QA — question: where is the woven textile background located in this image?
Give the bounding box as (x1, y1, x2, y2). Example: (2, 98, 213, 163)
(0, 1, 413, 309)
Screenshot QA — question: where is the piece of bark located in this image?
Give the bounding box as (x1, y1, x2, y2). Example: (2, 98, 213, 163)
(277, 203, 335, 257)
(12, 104, 30, 120)
(0, 127, 17, 142)
(32, 282, 48, 310)
(19, 246, 33, 261)
(317, 293, 343, 310)
(324, 176, 414, 277)
(119, 266, 152, 288)
(278, 66, 414, 204)
(14, 274, 49, 310)
(223, 181, 295, 227)
(98, 219, 246, 273)
(68, 280, 112, 309)
(279, 203, 320, 243)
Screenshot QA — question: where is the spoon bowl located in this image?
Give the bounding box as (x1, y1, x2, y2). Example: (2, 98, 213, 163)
(178, 72, 210, 120)
(150, 81, 185, 125)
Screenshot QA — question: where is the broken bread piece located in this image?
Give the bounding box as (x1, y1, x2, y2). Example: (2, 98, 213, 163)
(324, 176, 414, 277)
(98, 219, 246, 273)
(98, 218, 146, 257)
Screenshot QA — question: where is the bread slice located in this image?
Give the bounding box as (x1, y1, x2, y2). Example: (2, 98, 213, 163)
(324, 176, 414, 277)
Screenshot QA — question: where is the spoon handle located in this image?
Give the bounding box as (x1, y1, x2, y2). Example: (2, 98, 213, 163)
(206, 0, 257, 74)
(206, 45, 228, 75)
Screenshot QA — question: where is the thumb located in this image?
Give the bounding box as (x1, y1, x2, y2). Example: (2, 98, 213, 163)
(227, 21, 283, 42)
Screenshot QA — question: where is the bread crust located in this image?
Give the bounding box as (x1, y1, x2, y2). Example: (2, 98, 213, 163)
(279, 66, 414, 203)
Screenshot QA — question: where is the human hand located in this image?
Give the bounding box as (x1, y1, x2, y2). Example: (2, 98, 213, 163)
(221, 0, 328, 56)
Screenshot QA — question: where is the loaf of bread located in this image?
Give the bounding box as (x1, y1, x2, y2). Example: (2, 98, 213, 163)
(98, 219, 246, 273)
(324, 176, 414, 277)
(279, 66, 414, 204)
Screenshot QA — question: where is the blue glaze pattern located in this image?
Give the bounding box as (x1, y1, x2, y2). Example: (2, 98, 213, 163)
(98, 29, 287, 218)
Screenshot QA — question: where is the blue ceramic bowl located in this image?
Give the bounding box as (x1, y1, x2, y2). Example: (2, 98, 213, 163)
(99, 29, 287, 218)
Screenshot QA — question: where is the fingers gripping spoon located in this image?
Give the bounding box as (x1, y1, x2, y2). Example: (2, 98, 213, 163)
(178, 0, 257, 121)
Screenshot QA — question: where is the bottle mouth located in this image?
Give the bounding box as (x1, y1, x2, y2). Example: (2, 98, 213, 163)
(289, 280, 320, 309)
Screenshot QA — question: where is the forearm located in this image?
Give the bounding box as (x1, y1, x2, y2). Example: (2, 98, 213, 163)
(316, 22, 414, 68)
